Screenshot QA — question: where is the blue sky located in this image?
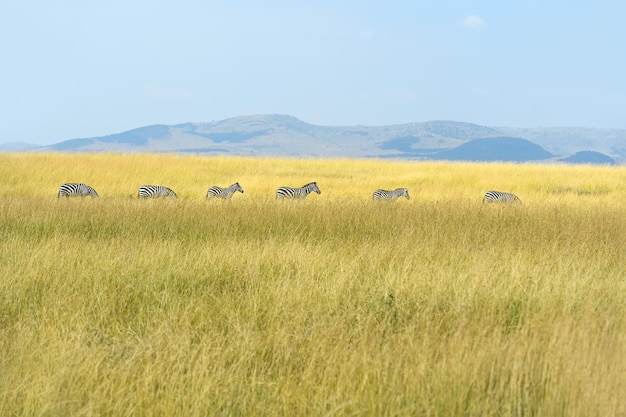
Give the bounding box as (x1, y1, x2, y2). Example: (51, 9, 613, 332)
(1, 0, 624, 145)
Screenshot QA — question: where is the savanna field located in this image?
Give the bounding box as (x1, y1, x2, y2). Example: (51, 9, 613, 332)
(1, 153, 625, 417)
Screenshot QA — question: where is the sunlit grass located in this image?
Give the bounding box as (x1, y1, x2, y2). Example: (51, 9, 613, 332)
(1, 153, 625, 416)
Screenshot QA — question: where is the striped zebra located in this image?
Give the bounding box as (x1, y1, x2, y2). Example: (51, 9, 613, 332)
(138, 185, 177, 200)
(483, 190, 521, 204)
(276, 182, 321, 199)
(57, 183, 99, 199)
(372, 188, 410, 201)
(206, 182, 244, 200)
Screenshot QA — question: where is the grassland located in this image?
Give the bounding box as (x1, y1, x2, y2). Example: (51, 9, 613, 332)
(1, 153, 625, 417)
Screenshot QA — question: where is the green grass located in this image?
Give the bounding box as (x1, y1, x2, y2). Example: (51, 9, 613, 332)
(1, 154, 625, 416)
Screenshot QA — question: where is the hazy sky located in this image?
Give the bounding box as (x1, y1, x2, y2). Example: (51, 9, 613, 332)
(2, 0, 625, 145)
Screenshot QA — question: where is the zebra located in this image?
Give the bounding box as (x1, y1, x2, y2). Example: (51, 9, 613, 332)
(206, 182, 244, 200)
(276, 182, 321, 199)
(483, 190, 521, 204)
(372, 188, 410, 201)
(57, 183, 99, 199)
(138, 185, 177, 200)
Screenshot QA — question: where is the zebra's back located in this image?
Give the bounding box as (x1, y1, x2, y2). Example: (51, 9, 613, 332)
(138, 185, 177, 199)
(372, 188, 410, 201)
(276, 182, 321, 199)
(275, 186, 299, 199)
(58, 183, 99, 198)
(483, 190, 521, 204)
(206, 183, 244, 200)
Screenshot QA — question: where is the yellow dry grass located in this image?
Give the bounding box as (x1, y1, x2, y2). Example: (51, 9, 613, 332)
(1, 153, 625, 416)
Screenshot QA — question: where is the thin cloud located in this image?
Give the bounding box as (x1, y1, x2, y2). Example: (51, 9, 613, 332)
(461, 15, 486, 30)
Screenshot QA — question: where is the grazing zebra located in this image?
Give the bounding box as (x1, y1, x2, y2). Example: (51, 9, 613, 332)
(57, 183, 99, 199)
(483, 190, 521, 204)
(138, 185, 177, 200)
(372, 188, 410, 201)
(276, 182, 321, 199)
(206, 182, 244, 200)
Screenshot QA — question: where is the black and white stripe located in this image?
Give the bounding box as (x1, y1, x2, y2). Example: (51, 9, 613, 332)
(276, 182, 321, 199)
(58, 183, 99, 199)
(483, 190, 521, 204)
(138, 185, 177, 199)
(373, 188, 410, 201)
(206, 182, 244, 200)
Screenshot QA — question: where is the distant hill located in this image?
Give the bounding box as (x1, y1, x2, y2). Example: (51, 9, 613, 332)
(559, 151, 616, 165)
(5, 114, 624, 164)
(496, 126, 626, 159)
(430, 137, 553, 162)
(0, 142, 41, 152)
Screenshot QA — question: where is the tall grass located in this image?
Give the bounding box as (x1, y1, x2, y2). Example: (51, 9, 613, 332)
(1, 153, 625, 416)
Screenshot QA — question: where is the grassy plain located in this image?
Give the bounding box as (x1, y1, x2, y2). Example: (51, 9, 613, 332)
(1, 153, 625, 416)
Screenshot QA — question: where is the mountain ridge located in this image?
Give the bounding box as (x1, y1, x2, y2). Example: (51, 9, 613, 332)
(1, 114, 623, 164)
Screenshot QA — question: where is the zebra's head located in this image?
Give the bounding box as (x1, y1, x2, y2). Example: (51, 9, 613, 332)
(233, 183, 244, 193)
(398, 188, 409, 200)
(309, 182, 321, 194)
